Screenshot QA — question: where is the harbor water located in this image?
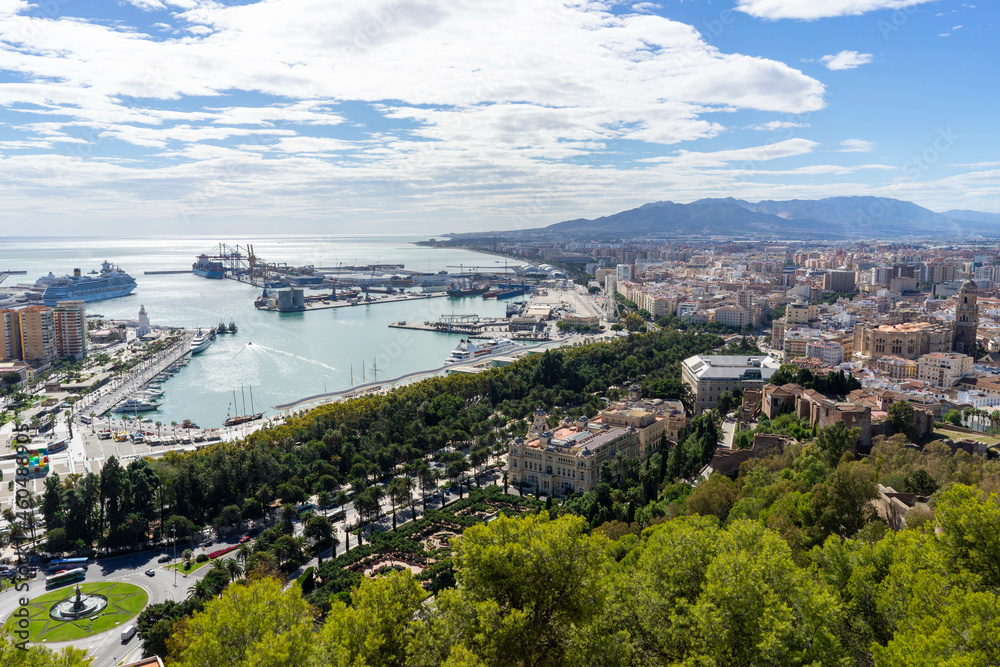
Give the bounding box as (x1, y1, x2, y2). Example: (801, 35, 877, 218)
(1, 236, 522, 427)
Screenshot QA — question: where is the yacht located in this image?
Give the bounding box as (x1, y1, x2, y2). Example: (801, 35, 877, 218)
(112, 397, 158, 413)
(444, 337, 520, 364)
(190, 330, 212, 354)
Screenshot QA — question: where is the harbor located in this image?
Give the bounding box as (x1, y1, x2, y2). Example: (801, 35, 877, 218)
(1, 235, 552, 429)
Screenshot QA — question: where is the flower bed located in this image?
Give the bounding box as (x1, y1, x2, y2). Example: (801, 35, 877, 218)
(207, 545, 238, 559)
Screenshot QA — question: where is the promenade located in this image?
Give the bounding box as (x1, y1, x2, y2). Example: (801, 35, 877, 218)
(75, 331, 194, 419)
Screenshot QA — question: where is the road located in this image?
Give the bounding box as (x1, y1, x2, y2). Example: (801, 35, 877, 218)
(0, 540, 218, 666)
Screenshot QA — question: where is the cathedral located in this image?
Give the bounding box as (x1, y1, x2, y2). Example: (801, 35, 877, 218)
(853, 277, 979, 361)
(952, 277, 979, 355)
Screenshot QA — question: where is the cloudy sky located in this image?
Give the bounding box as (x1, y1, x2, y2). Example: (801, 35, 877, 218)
(0, 0, 995, 235)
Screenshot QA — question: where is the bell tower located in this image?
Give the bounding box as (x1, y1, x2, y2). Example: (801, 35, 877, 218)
(953, 277, 979, 355)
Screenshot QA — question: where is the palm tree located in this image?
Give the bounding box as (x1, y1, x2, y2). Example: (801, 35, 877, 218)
(316, 491, 332, 515)
(418, 464, 437, 513)
(389, 476, 413, 528)
(188, 579, 212, 602)
(225, 558, 242, 582)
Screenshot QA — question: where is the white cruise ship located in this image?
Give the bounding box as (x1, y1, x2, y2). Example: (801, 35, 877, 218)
(444, 337, 520, 364)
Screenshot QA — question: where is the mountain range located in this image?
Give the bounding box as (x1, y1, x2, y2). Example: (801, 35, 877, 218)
(503, 197, 1000, 240)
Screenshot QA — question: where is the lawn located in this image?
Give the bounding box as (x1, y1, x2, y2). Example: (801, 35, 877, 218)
(3, 581, 148, 643)
(166, 558, 211, 575)
(932, 426, 1000, 446)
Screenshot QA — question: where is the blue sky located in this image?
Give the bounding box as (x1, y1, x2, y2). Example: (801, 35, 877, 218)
(0, 0, 995, 236)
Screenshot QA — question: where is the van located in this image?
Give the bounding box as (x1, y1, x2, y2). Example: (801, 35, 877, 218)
(121, 625, 136, 641)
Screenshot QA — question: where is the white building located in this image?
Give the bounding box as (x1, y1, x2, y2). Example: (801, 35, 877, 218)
(681, 354, 782, 414)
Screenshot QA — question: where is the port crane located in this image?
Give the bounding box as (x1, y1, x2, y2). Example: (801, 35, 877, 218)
(364, 265, 377, 302)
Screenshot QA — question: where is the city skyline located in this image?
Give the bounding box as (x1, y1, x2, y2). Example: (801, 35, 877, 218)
(0, 0, 995, 236)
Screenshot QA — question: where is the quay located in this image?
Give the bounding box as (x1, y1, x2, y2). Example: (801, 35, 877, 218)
(256, 290, 448, 312)
(144, 270, 193, 275)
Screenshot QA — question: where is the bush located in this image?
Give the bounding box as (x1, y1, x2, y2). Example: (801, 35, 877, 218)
(195, 553, 209, 563)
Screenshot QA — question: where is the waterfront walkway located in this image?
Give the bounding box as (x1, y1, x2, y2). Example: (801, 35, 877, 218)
(76, 332, 194, 419)
(272, 333, 606, 412)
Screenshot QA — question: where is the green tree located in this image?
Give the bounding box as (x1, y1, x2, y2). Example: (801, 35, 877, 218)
(693, 520, 844, 666)
(814, 421, 861, 466)
(887, 400, 917, 440)
(316, 571, 426, 667)
(936, 484, 1000, 587)
(169, 577, 315, 667)
(0, 632, 91, 666)
(447, 513, 609, 667)
(685, 473, 738, 521)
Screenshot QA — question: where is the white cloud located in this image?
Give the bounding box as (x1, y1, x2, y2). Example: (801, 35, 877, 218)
(640, 138, 819, 166)
(838, 139, 875, 152)
(746, 120, 810, 131)
(820, 50, 874, 70)
(735, 0, 937, 21)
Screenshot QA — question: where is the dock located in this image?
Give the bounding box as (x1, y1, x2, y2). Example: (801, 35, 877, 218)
(257, 291, 448, 312)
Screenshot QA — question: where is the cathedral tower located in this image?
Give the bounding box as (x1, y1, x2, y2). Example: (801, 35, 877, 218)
(953, 277, 979, 355)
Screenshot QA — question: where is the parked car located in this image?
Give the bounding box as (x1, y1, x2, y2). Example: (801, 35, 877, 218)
(157, 555, 171, 563)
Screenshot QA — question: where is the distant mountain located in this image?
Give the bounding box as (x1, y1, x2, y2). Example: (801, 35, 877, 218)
(542, 199, 820, 238)
(505, 196, 1000, 240)
(944, 209, 1000, 225)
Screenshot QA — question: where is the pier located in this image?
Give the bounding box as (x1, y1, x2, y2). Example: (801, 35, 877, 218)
(256, 291, 448, 312)
(75, 332, 194, 419)
(144, 270, 193, 275)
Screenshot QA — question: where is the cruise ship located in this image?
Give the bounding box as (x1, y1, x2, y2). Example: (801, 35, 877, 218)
(444, 337, 520, 364)
(37, 262, 137, 306)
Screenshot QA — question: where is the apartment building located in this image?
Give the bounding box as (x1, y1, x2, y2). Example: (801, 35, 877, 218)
(53, 300, 88, 359)
(18, 306, 56, 364)
(0, 309, 22, 361)
(916, 352, 972, 388)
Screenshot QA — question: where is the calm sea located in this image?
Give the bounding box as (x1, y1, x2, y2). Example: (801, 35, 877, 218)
(1, 235, 520, 427)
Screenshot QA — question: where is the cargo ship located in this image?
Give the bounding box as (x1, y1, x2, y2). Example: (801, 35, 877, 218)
(446, 285, 490, 298)
(37, 262, 137, 307)
(192, 255, 225, 278)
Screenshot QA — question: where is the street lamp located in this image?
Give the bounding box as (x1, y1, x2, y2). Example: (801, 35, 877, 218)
(172, 527, 177, 588)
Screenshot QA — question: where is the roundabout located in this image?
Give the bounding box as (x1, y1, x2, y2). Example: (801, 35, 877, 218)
(3, 582, 148, 643)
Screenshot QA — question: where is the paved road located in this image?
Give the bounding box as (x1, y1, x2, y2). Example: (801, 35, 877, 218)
(0, 541, 220, 666)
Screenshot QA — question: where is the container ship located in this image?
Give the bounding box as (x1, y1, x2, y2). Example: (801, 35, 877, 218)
(192, 255, 226, 278)
(37, 262, 137, 306)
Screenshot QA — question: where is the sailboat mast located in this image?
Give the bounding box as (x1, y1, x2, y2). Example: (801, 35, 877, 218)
(249, 386, 256, 415)
(241, 386, 247, 416)
(233, 389, 239, 418)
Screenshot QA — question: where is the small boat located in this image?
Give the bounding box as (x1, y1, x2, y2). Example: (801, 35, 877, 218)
(228, 321, 237, 333)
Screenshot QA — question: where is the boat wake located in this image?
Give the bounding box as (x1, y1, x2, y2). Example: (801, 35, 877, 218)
(245, 342, 339, 374)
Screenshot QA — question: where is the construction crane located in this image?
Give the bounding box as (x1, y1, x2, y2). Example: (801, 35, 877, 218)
(364, 265, 377, 302)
